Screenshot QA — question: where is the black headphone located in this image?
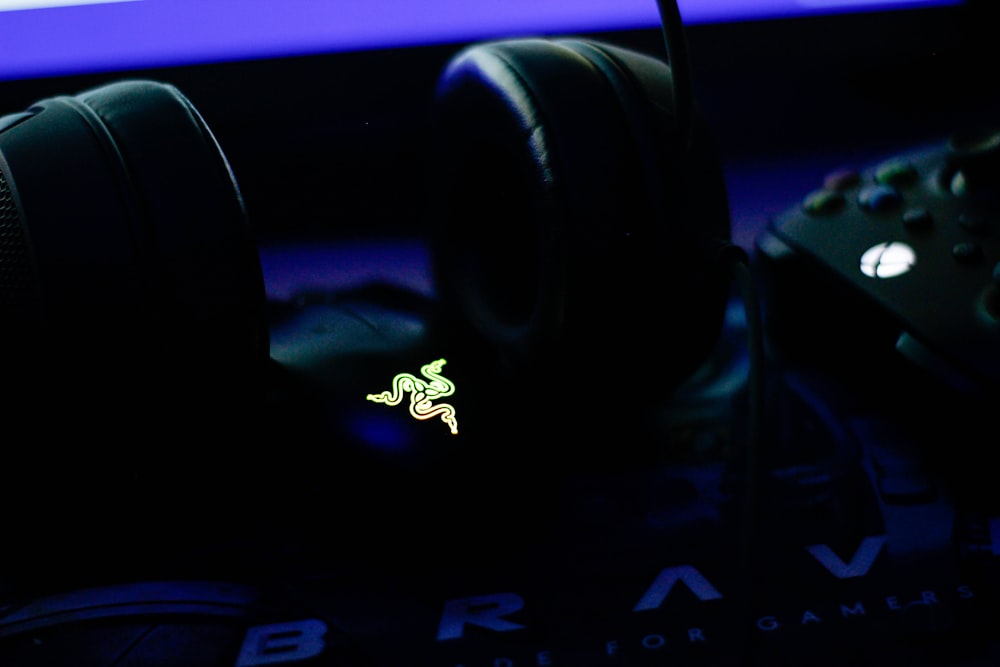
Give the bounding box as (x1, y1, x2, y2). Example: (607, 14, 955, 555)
(0, 1, 734, 454)
(0, 0, 762, 597)
(0, 81, 269, 544)
(0, 80, 267, 423)
(426, 0, 735, 441)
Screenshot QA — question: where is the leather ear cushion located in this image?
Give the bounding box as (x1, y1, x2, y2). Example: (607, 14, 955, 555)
(429, 39, 730, 395)
(0, 81, 266, 424)
(0, 81, 271, 523)
(76, 81, 267, 382)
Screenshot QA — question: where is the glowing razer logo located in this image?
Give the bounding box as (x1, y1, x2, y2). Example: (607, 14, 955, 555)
(366, 358, 459, 435)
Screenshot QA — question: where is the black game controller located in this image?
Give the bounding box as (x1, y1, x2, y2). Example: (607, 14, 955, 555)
(754, 127, 1000, 397)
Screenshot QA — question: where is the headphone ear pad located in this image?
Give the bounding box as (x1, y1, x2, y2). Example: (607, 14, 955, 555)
(77, 81, 269, 397)
(428, 39, 731, 407)
(0, 80, 267, 433)
(0, 80, 269, 555)
(0, 81, 268, 410)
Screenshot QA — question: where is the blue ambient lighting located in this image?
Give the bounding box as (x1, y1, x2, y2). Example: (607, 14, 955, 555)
(348, 413, 416, 454)
(0, 0, 960, 81)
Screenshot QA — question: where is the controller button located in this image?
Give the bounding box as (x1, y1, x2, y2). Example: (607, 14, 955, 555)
(950, 169, 968, 196)
(959, 212, 990, 234)
(802, 188, 845, 214)
(823, 168, 860, 191)
(948, 127, 1000, 159)
(874, 159, 918, 187)
(860, 242, 916, 278)
(947, 128, 1000, 195)
(978, 283, 1000, 323)
(902, 207, 933, 230)
(858, 185, 901, 212)
(952, 241, 983, 262)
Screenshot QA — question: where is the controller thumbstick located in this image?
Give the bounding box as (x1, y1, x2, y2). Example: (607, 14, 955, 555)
(946, 127, 1000, 197)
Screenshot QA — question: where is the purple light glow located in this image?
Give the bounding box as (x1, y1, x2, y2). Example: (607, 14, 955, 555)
(0, 0, 961, 82)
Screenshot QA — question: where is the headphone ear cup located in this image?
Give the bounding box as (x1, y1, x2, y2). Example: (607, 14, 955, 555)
(428, 39, 731, 427)
(0, 80, 267, 504)
(75, 80, 269, 390)
(0, 80, 266, 418)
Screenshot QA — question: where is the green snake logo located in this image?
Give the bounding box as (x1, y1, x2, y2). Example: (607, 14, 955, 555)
(366, 358, 459, 435)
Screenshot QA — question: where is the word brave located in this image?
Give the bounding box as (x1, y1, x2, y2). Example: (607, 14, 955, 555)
(437, 536, 888, 640)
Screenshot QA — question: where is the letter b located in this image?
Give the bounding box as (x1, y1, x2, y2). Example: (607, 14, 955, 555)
(235, 619, 327, 666)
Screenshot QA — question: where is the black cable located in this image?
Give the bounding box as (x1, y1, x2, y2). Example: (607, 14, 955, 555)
(715, 245, 766, 663)
(654, 0, 694, 153)
(732, 257, 765, 574)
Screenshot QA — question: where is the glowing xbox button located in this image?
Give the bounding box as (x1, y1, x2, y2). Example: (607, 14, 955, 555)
(860, 242, 915, 278)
